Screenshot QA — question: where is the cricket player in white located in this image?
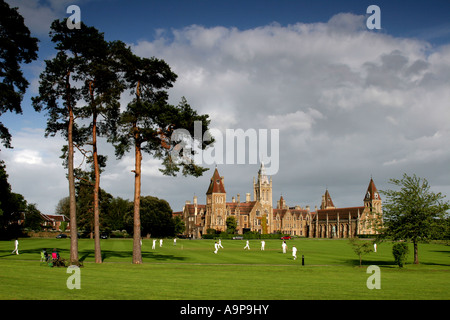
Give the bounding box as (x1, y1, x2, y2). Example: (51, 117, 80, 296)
(292, 245, 298, 260)
(282, 241, 287, 253)
(244, 240, 250, 250)
(214, 242, 220, 254)
(218, 239, 223, 248)
(152, 239, 156, 249)
(261, 240, 265, 250)
(159, 239, 163, 247)
(12, 239, 19, 255)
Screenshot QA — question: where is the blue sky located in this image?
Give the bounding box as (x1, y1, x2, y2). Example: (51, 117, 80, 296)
(82, 0, 450, 43)
(2, 0, 450, 214)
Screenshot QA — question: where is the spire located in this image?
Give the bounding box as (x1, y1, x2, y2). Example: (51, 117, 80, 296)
(258, 162, 269, 184)
(206, 167, 226, 194)
(365, 178, 381, 201)
(321, 189, 335, 209)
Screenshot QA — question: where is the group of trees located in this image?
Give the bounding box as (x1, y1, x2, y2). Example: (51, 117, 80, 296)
(0, 0, 39, 149)
(56, 190, 184, 239)
(0, 161, 43, 239)
(0, 1, 39, 239)
(30, 18, 212, 265)
(1, 1, 211, 264)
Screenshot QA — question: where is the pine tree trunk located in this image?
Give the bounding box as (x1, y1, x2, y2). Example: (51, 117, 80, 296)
(92, 104, 102, 263)
(67, 73, 78, 265)
(132, 122, 142, 264)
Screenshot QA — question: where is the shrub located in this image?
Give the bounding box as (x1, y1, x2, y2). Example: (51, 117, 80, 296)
(392, 242, 409, 268)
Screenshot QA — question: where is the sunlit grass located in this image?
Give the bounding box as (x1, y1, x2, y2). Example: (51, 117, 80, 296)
(0, 238, 448, 299)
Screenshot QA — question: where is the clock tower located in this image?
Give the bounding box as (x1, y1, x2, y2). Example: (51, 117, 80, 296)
(253, 162, 273, 233)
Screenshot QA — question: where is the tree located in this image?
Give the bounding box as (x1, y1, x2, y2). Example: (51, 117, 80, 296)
(140, 196, 174, 238)
(32, 19, 93, 266)
(0, 0, 38, 149)
(173, 215, 185, 236)
(77, 38, 127, 263)
(381, 174, 450, 264)
(55, 197, 70, 217)
(392, 242, 409, 268)
(112, 54, 213, 264)
(75, 168, 112, 238)
(349, 238, 373, 267)
(103, 197, 132, 232)
(226, 216, 237, 234)
(23, 203, 43, 231)
(0, 160, 22, 238)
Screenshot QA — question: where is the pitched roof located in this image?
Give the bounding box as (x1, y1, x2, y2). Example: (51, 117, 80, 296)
(40, 213, 68, 222)
(184, 204, 206, 215)
(206, 167, 226, 194)
(365, 178, 381, 201)
(321, 189, 335, 209)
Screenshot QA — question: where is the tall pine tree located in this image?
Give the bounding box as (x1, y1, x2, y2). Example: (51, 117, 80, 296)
(112, 54, 213, 264)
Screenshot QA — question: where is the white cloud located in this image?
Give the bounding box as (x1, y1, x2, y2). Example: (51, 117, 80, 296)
(6, 0, 84, 35)
(266, 109, 323, 131)
(3, 11, 450, 213)
(127, 13, 450, 209)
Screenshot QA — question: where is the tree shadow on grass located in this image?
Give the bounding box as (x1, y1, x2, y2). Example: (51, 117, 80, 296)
(345, 258, 398, 268)
(76, 249, 186, 263)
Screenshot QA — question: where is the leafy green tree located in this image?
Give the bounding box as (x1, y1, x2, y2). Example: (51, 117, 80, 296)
(226, 216, 237, 234)
(23, 203, 43, 231)
(140, 196, 174, 238)
(349, 238, 373, 267)
(0, 0, 38, 149)
(55, 196, 70, 217)
(0, 161, 23, 238)
(112, 54, 213, 264)
(173, 215, 185, 236)
(103, 197, 132, 232)
(392, 242, 409, 268)
(381, 174, 450, 264)
(74, 167, 113, 238)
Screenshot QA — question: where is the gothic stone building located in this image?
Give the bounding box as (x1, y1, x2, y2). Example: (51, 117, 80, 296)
(179, 164, 382, 239)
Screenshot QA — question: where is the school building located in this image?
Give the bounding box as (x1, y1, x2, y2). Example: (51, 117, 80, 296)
(177, 163, 382, 239)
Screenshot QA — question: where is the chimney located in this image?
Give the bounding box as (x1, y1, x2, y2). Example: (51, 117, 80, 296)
(246, 193, 251, 202)
(193, 195, 197, 205)
(237, 194, 240, 203)
(232, 196, 235, 203)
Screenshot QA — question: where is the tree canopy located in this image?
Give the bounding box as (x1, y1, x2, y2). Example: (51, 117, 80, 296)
(381, 173, 450, 264)
(0, 0, 39, 149)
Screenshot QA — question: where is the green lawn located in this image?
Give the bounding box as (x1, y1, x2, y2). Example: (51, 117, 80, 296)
(0, 238, 449, 300)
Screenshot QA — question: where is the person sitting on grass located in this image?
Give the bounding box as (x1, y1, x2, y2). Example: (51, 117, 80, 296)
(40, 249, 49, 262)
(50, 248, 66, 267)
(51, 248, 60, 260)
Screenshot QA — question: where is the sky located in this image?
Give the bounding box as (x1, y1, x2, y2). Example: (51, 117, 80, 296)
(1, 0, 450, 214)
